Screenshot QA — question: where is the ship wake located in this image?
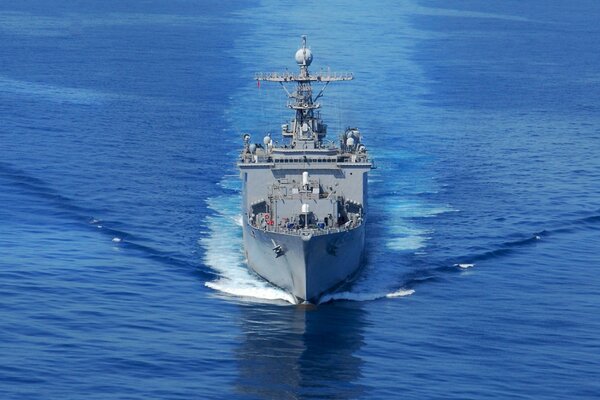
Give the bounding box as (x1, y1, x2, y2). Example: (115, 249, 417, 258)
(319, 288, 415, 304)
(201, 180, 420, 305)
(201, 194, 297, 305)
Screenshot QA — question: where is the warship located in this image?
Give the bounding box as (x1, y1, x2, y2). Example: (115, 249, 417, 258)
(238, 36, 373, 303)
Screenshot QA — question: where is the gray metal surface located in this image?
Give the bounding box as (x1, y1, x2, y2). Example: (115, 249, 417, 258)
(243, 219, 365, 303)
(238, 36, 373, 303)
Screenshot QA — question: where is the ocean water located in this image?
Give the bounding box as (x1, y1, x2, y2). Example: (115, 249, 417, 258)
(1, 0, 600, 398)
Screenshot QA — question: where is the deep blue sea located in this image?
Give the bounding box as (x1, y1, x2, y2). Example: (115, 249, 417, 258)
(2, 1, 600, 399)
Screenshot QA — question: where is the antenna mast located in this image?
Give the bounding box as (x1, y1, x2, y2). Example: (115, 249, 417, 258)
(255, 36, 353, 147)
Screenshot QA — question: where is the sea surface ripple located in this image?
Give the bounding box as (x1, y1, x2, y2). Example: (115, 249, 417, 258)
(1, 1, 600, 399)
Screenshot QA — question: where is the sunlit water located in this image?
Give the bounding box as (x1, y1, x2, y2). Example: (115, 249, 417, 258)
(1, 1, 600, 399)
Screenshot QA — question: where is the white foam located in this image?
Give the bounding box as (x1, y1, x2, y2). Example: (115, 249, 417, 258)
(386, 235, 430, 251)
(454, 263, 475, 269)
(386, 288, 416, 298)
(202, 183, 417, 305)
(381, 198, 456, 252)
(384, 215, 432, 251)
(111, 237, 122, 243)
(319, 288, 414, 303)
(217, 178, 241, 191)
(201, 192, 297, 305)
(205, 280, 296, 304)
(234, 215, 243, 227)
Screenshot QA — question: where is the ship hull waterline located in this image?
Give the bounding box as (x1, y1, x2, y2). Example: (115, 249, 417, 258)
(242, 220, 365, 304)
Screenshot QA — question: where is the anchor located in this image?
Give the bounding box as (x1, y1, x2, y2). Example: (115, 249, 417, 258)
(271, 239, 285, 257)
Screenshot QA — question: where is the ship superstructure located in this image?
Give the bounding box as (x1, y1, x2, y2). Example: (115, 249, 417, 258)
(238, 36, 372, 303)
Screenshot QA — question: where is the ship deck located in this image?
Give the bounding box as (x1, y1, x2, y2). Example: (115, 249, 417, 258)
(248, 220, 363, 237)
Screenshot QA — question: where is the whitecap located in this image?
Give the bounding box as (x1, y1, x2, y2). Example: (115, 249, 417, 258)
(386, 289, 416, 298)
(454, 263, 475, 269)
(319, 288, 414, 304)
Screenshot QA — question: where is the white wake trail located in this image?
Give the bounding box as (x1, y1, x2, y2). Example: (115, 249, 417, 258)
(201, 195, 296, 305)
(319, 288, 415, 304)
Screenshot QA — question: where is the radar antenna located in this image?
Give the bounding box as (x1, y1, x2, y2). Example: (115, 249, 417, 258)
(255, 36, 353, 147)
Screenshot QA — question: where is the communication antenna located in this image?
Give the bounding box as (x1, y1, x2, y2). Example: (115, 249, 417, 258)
(254, 35, 353, 147)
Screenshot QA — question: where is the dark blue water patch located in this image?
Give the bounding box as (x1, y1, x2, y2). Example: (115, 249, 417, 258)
(0, 0, 245, 15)
(412, 2, 600, 112)
(0, 162, 209, 278)
(0, 2, 256, 395)
(0, 0, 257, 287)
(357, 229, 600, 399)
(0, 1, 251, 99)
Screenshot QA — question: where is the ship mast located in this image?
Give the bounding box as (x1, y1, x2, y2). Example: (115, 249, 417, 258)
(255, 35, 353, 148)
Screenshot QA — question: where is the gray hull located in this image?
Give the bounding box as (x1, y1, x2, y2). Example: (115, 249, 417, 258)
(243, 222, 365, 303)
